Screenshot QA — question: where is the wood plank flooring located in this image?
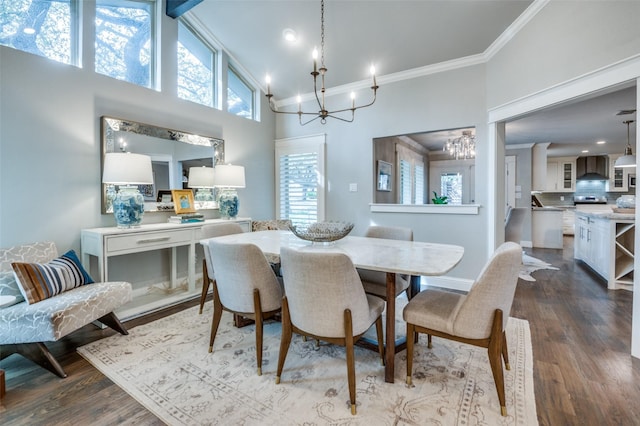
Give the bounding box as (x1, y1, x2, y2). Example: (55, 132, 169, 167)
(1, 236, 640, 425)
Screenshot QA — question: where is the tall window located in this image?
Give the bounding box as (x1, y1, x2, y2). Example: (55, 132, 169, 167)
(0, 0, 77, 65)
(177, 20, 214, 107)
(227, 66, 254, 119)
(95, 0, 154, 88)
(441, 173, 462, 205)
(275, 135, 326, 226)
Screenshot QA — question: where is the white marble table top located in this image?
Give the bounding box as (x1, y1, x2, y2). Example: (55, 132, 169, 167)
(201, 230, 464, 276)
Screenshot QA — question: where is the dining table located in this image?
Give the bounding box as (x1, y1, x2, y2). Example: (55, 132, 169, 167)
(201, 230, 464, 383)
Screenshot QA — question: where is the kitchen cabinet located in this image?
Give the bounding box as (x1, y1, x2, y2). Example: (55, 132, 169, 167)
(532, 207, 563, 248)
(607, 154, 629, 192)
(546, 157, 576, 192)
(574, 211, 634, 290)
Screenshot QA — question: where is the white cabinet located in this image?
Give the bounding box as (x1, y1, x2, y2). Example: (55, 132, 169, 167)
(81, 218, 252, 320)
(607, 154, 629, 192)
(546, 157, 576, 192)
(574, 212, 634, 290)
(532, 208, 563, 249)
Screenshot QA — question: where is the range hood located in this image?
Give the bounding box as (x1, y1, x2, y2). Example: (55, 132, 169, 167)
(576, 156, 609, 181)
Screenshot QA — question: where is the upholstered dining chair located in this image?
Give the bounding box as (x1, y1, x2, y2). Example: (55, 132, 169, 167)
(205, 240, 283, 375)
(276, 246, 385, 415)
(403, 241, 522, 417)
(358, 225, 414, 300)
(505, 207, 526, 245)
(198, 222, 245, 314)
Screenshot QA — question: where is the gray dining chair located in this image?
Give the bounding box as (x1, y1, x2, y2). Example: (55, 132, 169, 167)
(358, 225, 414, 300)
(205, 240, 283, 375)
(198, 222, 245, 314)
(403, 241, 522, 417)
(276, 246, 385, 415)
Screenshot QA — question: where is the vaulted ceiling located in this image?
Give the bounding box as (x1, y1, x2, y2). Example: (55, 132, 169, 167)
(186, 1, 637, 157)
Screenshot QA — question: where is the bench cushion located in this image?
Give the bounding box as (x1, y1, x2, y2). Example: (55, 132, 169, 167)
(0, 281, 132, 344)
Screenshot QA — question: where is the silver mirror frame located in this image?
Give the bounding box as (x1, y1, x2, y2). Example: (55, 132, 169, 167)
(101, 116, 225, 214)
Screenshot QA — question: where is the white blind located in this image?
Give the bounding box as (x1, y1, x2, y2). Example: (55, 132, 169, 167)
(279, 152, 318, 225)
(275, 135, 326, 226)
(400, 159, 412, 204)
(414, 163, 425, 204)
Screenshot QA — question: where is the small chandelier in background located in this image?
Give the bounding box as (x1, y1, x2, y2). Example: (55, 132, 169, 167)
(265, 0, 378, 126)
(443, 130, 476, 160)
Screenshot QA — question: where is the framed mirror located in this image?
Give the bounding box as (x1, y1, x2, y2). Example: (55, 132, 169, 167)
(101, 116, 224, 213)
(373, 127, 476, 205)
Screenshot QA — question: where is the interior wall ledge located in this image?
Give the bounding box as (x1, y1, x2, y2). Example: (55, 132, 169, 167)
(370, 204, 481, 215)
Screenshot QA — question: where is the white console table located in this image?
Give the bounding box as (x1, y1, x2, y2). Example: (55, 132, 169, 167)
(81, 218, 251, 319)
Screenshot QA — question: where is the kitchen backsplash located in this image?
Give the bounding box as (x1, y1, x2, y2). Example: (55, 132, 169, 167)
(535, 188, 635, 207)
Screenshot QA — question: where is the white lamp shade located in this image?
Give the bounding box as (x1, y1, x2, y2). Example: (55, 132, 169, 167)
(188, 166, 215, 188)
(102, 152, 154, 184)
(214, 164, 246, 188)
(614, 154, 637, 168)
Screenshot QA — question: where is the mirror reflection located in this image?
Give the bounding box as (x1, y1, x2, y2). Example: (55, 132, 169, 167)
(101, 116, 224, 213)
(373, 127, 476, 205)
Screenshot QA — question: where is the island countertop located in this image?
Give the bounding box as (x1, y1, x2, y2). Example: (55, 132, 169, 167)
(574, 210, 635, 221)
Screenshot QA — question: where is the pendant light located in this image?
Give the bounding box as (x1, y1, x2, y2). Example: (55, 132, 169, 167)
(614, 120, 636, 168)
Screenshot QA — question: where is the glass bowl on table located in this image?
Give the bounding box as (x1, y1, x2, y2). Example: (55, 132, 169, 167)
(289, 221, 354, 244)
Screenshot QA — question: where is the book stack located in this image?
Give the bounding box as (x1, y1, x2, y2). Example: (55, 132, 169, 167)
(168, 213, 205, 224)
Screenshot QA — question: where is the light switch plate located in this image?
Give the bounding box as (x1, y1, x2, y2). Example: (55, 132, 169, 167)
(349, 183, 358, 192)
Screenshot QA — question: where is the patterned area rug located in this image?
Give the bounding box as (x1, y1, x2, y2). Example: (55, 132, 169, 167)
(520, 253, 559, 282)
(78, 304, 537, 425)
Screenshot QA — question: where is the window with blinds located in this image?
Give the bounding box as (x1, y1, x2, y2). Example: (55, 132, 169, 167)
(275, 135, 326, 226)
(396, 144, 426, 204)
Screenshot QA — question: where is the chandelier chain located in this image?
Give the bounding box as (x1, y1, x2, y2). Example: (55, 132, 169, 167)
(320, 0, 325, 66)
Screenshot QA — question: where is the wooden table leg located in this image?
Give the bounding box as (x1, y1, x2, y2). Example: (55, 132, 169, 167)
(1, 369, 5, 399)
(384, 272, 396, 383)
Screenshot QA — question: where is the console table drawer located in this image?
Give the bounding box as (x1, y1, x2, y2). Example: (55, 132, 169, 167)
(106, 229, 193, 254)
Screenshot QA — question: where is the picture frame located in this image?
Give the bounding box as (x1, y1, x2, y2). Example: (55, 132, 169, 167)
(377, 160, 392, 192)
(156, 190, 173, 203)
(171, 189, 196, 214)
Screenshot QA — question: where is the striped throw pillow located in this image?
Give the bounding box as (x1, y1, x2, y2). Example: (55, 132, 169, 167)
(11, 250, 94, 304)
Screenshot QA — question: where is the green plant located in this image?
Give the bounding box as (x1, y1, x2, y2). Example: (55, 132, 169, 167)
(432, 191, 448, 204)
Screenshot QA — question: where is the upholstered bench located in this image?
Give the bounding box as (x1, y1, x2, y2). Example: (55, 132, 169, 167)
(0, 241, 132, 378)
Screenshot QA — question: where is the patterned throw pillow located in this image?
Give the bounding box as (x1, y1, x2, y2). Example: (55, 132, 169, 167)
(11, 250, 94, 304)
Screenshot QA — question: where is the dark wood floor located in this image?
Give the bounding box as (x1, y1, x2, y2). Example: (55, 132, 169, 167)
(1, 236, 639, 425)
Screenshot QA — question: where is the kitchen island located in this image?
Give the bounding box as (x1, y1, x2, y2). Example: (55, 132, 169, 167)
(532, 207, 564, 249)
(574, 210, 635, 291)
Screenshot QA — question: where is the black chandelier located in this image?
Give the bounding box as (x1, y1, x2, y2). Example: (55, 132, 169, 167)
(265, 0, 378, 126)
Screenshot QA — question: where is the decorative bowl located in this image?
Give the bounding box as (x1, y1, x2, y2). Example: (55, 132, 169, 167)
(289, 221, 354, 243)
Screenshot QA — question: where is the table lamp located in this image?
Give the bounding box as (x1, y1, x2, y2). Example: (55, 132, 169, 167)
(188, 166, 215, 201)
(214, 164, 245, 219)
(102, 152, 154, 228)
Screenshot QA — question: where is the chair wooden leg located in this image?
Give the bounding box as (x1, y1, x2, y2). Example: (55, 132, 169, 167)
(427, 334, 432, 349)
(199, 260, 211, 314)
(97, 312, 128, 335)
(253, 289, 264, 376)
(344, 309, 357, 415)
(502, 331, 511, 370)
(209, 284, 223, 353)
(276, 297, 292, 384)
(0, 369, 5, 399)
(7, 343, 67, 378)
(375, 316, 385, 366)
(406, 322, 415, 385)
(488, 310, 507, 417)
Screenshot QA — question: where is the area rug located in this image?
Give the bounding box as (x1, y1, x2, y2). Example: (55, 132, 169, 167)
(520, 253, 559, 282)
(78, 304, 537, 425)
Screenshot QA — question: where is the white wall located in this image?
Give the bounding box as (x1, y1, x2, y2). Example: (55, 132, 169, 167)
(487, 1, 640, 109)
(0, 8, 276, 291)
(276, 65, 489, 280)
